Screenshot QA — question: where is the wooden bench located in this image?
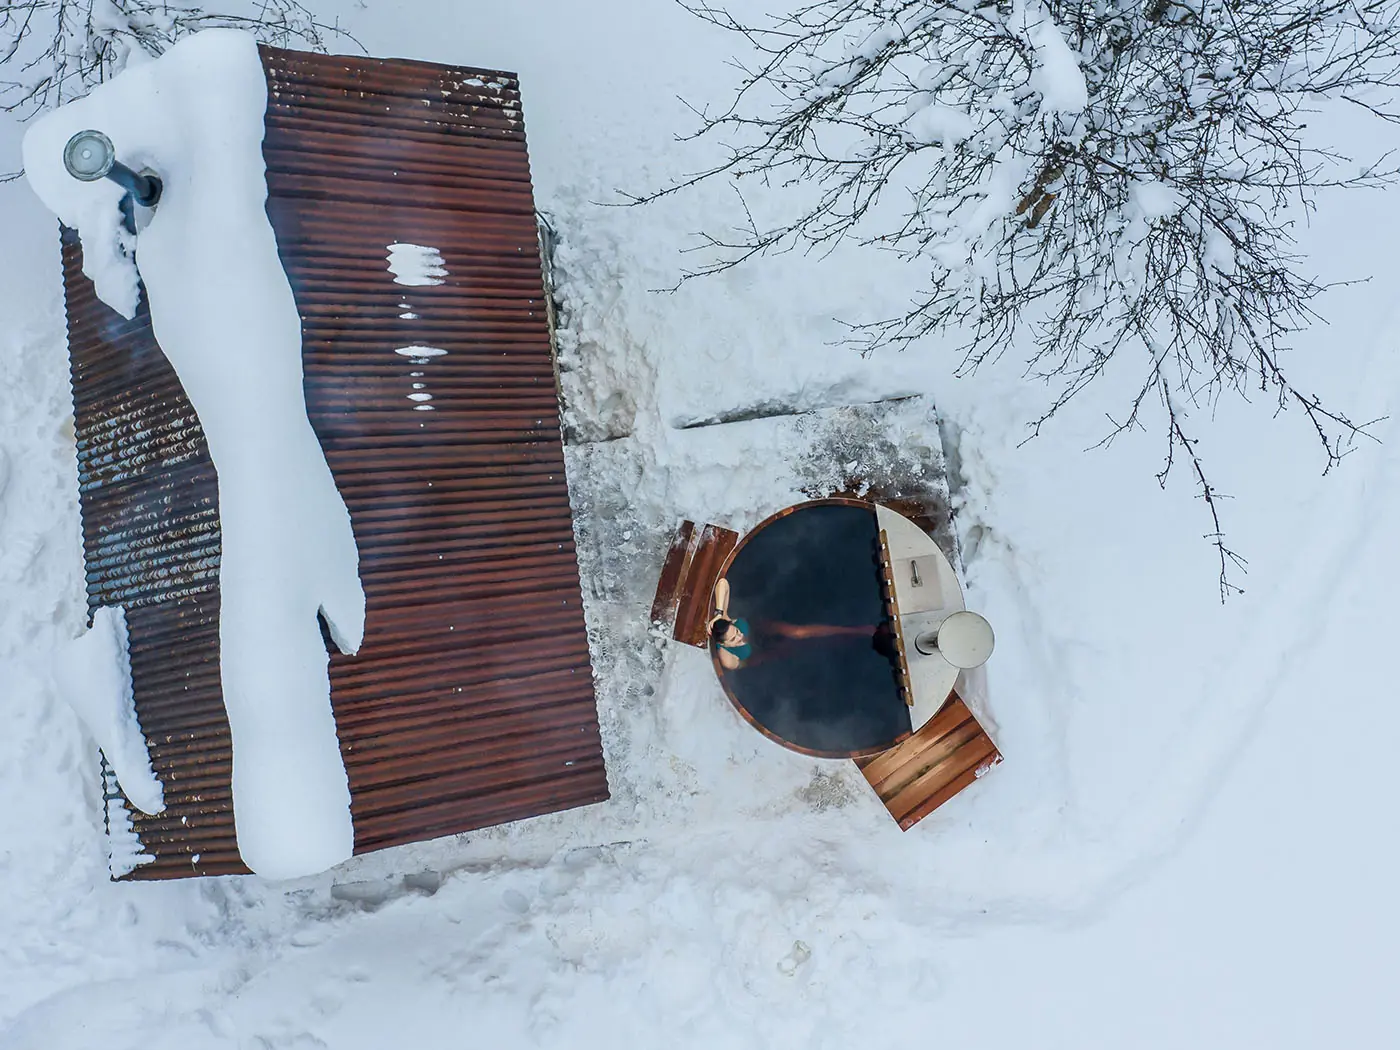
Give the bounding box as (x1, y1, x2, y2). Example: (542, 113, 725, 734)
(650, 519, 739, 647)
(855, 690, 1001, 830)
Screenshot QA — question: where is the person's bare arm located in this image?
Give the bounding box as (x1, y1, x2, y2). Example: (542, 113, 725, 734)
(716, 646, 742, 670)
(712, 577, 731, 618)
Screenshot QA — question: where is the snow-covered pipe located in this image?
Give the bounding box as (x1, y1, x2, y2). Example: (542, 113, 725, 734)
(62, 128, 163, 207)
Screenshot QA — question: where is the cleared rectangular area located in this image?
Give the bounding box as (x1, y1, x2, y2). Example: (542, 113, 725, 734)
(63, 45, 607, 879)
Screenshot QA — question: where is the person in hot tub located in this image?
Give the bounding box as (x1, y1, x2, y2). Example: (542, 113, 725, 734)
(709, 578, 752, 669)
(708, 578, 889, 670)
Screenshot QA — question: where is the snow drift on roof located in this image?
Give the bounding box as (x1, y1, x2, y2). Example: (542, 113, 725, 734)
(22, 29, 364, 881)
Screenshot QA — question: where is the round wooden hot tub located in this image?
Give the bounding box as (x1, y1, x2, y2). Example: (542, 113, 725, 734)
(709, 498, 914, 758)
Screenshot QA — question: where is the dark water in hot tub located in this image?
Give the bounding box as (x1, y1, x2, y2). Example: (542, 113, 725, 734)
(718, 503, 910, 754)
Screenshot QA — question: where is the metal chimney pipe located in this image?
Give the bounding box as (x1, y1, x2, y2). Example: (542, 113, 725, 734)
(63, 129, 163, 207)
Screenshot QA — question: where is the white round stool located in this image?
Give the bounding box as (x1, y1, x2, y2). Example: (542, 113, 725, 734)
(913, 610, 995, 668)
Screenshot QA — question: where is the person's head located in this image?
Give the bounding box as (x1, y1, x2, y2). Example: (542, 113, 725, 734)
(711, 617, 743, 648)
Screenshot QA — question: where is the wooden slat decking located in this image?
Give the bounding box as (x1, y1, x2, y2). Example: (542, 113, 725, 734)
(674, 524, 740, 646)
(650, 519, 739, 648)
(854, 690, 1000, 830)
(650, 520, 697, 628)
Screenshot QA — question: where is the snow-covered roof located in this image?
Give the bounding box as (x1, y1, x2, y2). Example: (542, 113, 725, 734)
(62, 44, 606, 880)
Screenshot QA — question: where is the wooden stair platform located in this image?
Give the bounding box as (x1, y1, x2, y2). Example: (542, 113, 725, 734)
(855, 690, 1001, 830)
(650, 519, 740, 647)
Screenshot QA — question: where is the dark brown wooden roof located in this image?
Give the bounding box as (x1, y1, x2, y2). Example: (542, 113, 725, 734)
(63, 44, 608, 879)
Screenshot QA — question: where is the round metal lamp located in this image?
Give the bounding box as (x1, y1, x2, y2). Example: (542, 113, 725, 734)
(62, 129, 162, 208)
(914, 610, 995, 669)
(63, 130, 116, 182)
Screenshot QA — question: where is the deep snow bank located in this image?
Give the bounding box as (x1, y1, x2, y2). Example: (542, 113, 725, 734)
(22, 30, 364, 880)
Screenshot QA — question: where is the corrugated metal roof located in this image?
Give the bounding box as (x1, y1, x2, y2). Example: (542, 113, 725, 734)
(63, 44, 608, 880)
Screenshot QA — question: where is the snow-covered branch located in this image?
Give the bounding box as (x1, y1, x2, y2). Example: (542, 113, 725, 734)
(646, 0, 1400, 598)
(0, 0, 357, 119)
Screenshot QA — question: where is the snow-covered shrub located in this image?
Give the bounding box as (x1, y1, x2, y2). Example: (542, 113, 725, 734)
(652, 0, 1400, 597)
(0, 0, 349, 120)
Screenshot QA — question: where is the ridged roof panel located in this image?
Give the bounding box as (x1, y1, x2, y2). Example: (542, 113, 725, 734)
(65, 44, 607, 879)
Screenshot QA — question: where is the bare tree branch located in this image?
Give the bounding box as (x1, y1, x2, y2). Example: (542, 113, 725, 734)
(1, 1, 362, 120)
(641, 0, 1399, 598)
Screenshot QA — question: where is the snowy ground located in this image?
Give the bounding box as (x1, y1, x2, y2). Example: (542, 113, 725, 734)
(2, 2, 1398, 1046)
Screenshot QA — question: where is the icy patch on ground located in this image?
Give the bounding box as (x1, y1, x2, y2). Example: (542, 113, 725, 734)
(22, 29, 364, 880)
(386, 242, 447, 286)
(51, 606, 163, 816)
